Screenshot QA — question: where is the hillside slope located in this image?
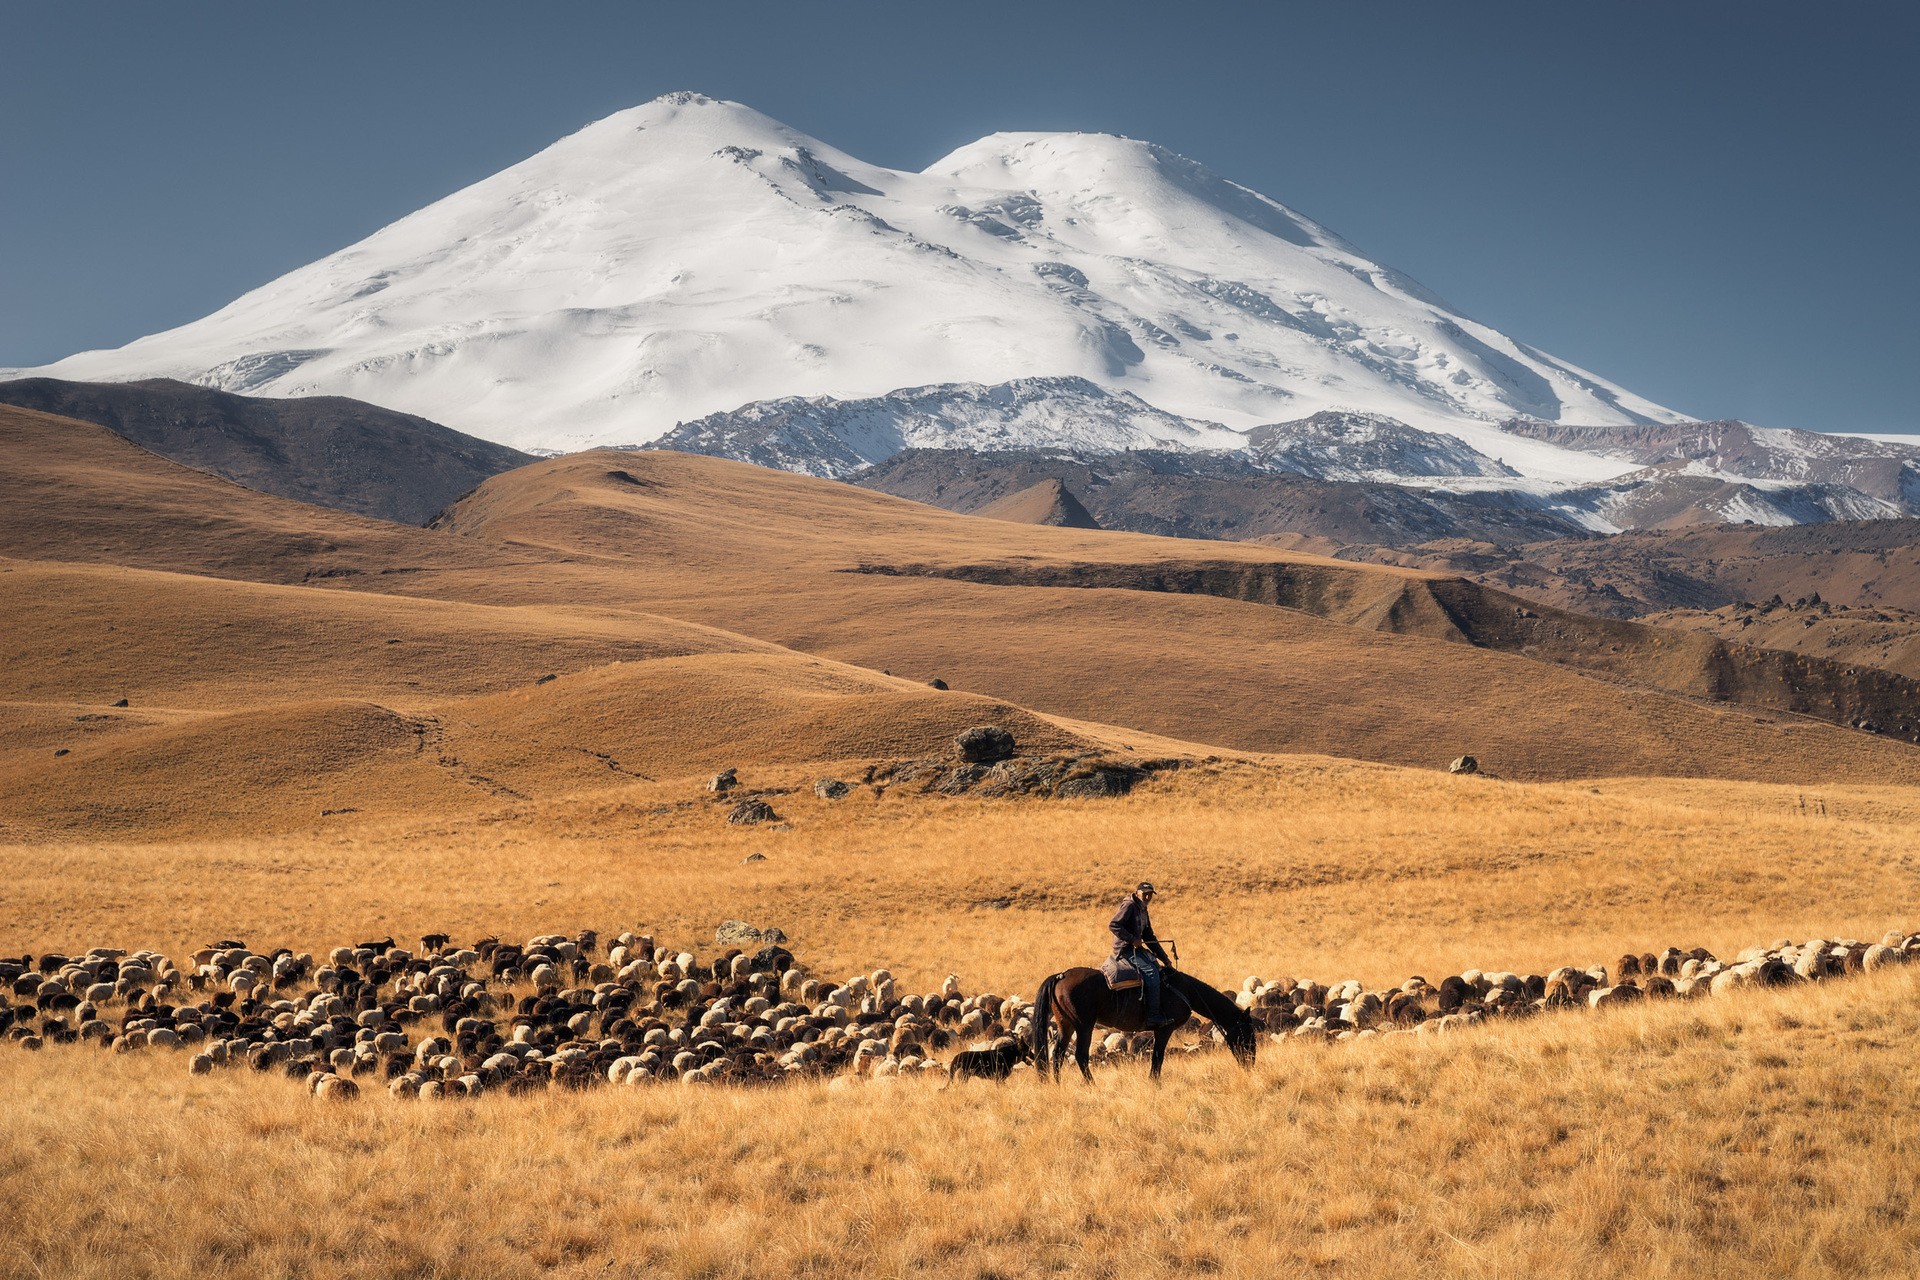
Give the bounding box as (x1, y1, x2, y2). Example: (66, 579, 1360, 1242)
(6, 402, 1917, 790)
(431, 449, 1920, 784)
(0, 377, 530, 524)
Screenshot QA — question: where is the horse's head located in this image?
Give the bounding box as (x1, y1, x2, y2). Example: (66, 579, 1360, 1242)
(1224, 1010, 1258, 1069)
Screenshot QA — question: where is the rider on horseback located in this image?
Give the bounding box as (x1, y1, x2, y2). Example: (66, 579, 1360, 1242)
(1110, 881, 1176, 1027)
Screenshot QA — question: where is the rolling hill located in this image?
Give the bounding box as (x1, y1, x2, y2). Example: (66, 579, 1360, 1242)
(0, 377, 530, 524)
(7, 394, 1920, 853)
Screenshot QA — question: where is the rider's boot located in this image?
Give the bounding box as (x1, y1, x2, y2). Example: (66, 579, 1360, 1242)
(1144, 979, 1165, 1027)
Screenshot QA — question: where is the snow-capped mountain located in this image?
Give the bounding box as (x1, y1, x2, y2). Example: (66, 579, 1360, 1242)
(656, 384, 1523, 486)
(1559, 461, 1906, 530)
(17, 92, 1681, 469)
(1503, 418, 1920, 508)
(650, 376, 1237, 478)
(1242, 411, 1517, 483)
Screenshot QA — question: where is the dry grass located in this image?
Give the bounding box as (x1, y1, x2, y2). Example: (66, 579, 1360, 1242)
(9, 405, 1920, 1278)
(5, 970, 1918, 1279)
(8, 760, 1919, 995)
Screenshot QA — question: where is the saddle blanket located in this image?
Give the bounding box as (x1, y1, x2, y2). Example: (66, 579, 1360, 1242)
(1100, 956, 1144, 990)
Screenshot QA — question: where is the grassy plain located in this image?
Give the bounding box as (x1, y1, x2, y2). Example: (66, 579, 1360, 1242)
(6, 759, 1917, 1000)
(5, 969, 1918, 1280)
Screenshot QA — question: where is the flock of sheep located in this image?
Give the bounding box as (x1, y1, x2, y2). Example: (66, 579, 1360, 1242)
(2, 926, 1915, 1099)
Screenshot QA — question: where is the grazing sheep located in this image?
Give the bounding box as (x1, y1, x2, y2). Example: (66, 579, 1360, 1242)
(16, 921, 1912, 1101)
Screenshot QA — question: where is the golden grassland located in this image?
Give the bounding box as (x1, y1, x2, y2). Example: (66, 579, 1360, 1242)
(11, 406, 1920, 1278)
(5, 969, 1919, 1280)
(8, 759, 1920, 996)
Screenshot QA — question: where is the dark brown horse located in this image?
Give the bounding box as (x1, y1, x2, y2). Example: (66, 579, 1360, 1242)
(1032, 966, 1257, 1082)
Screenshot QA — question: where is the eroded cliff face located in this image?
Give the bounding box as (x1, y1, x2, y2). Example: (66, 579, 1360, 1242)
(856, 557, 1920, 745)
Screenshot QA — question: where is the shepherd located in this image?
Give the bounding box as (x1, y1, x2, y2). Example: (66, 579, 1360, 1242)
(1110, 881, 1175, 1027)
(1031, 882, 1257, 1083)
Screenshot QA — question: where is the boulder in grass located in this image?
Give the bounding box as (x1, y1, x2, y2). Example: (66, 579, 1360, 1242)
(715, 920, 763, 946)
(956, 725, 1017, 764)
(814, 778, 850, 800)
(1448, 755, 1479, 775)
(708, 768, 739, 793)
(727, 798, 778, 825)
(927, 678, 949, 691)
(752, 943, 795, 973)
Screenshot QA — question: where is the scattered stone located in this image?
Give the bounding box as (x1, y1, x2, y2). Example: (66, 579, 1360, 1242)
(708, 768, 739, 794)
(1056, 767, 1133, 799)
(956, 725, 1017, 764)
(111, 698, 129, 708)
(715, 920, 763, 945)
(814, 778, 850, 800)
(927, 678, 949, 690)
(751, 943, 794, 972)
(53, 748, 69, 758)
(1449, 755, 1480, 776)
(534, 673, 557, 685)
(741, 853, 767, 864)
(727, 798, 778, 825)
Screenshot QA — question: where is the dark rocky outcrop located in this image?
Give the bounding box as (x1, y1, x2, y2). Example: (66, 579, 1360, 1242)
(726, 799, 778, 825)
(863, 752, 1182, 800)
(858, 557, 1920, 746)
(956, 726, 1017, 764)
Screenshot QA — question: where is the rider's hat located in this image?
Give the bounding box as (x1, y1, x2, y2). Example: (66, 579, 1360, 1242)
(1136, 881, 1156, 895)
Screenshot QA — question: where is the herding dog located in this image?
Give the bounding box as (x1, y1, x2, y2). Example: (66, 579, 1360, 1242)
(944, 1038, 1030, 1086)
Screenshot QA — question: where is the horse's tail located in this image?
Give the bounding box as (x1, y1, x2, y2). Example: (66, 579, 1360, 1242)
(1032, 973, 1060, 1068)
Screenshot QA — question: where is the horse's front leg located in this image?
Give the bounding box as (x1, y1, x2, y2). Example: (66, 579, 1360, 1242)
(1149, 1024, 1176, 1081)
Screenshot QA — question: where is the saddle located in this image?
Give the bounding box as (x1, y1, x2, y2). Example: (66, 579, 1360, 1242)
(1100, 955, 1144, 991)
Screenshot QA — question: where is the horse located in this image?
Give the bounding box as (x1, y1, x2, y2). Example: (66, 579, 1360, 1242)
(1031, 965, 1257, 1082)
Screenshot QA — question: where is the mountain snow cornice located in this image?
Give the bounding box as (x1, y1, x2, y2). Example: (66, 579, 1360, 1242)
(25, 91, 1685, 461)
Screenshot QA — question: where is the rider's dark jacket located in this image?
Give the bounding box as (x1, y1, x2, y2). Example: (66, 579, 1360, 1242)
(1108, 894, 1171, 965)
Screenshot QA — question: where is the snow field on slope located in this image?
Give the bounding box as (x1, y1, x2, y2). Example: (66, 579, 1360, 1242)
(28, 93, 1682, 481)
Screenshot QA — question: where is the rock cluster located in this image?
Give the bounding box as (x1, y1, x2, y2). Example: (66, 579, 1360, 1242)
(864, 751, 1172, 800)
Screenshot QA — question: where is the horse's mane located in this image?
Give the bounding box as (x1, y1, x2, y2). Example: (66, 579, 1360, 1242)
(1162, 968, 1250, 1028)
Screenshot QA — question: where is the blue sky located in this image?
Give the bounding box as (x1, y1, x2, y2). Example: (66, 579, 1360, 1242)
(4, 1, 1915, 432)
